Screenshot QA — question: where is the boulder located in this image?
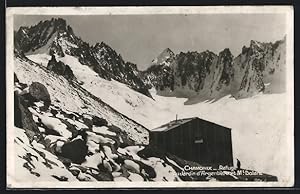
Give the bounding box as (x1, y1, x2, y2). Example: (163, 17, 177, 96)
(136, 161, 156, 179)
(137, 145, 166, 159)
(93, 171, 113, 181)
(51, 175, 68, 181)
(108, 125, 135, 147)
(50, 109, 58, 116)
(60, 138, 88, 164)
(29, 82, 51, 110)
(102, 159, 113, 172)
(77, 172, 97, 181)
(123, 160, 140, 174)
(59, 119, 78, 137)
(114, 176, 130, 182)
(92, 116, 108, 127)
(82, 115, 93, 130)
(128, 172, 144, 181)
(68, 166, 81, 177)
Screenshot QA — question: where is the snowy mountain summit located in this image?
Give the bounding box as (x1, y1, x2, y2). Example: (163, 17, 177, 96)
(14, 18, 152, 98)
(142, 37, 286, 102)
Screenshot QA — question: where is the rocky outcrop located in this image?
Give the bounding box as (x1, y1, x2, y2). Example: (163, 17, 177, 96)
(47, 55, 75, 80)
(14, 81, 41, 140)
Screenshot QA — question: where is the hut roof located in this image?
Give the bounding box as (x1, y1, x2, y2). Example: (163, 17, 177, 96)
(151, 117, 196, 132)
(151, 117, 231, 132)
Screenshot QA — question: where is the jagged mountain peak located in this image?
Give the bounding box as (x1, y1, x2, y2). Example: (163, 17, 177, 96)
(162, 47, 174, 55)
(14, 17, 79, 55)
(177, 50, 217, 59)
(93, 41, 116, 54)
(51, 17, 67, 24)
(240, 40, 265, 55)
(152, 48, 175, 66)
(219, 48, 233, 58)
(94, 41, 109, 48)
(202, 50, 217, 56)
(17, 26, 29, 33)
(250, 40, 264, 50)
(21, 17, 69, 34)
(44, 17, 68, 30)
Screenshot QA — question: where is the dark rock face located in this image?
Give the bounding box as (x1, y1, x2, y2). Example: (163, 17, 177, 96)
(14, 73, 19, 83)
(47, 55, 64, 74)
(14, 91, 23, 128)
(14, 91, 40, 139)
(82, 42, 152, 98)
(175, 51, 216, 91)
(64, 65, 75, 80)
(141, 64, 175, 91)
(60, 138, 88, 164)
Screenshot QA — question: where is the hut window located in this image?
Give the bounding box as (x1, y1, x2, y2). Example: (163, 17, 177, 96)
(194, 129, 203, 144)
(194, 139, 204, 144)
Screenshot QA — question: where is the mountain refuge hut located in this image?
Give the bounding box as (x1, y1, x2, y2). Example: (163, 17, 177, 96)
(149, 117, 233, 167)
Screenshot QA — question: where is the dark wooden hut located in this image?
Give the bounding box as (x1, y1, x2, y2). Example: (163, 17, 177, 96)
(150, 117, 233, 166)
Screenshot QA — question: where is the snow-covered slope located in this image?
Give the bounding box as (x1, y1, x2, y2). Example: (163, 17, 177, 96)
(26, 52, 291, 182)
(26, 54, 178, 129)
(15, 55, 149, 145)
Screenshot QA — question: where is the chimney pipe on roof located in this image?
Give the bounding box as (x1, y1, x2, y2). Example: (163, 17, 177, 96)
(176, 114, 178, 122)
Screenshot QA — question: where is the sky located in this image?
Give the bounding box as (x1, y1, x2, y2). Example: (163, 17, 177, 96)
(14, 14, 286, 70)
